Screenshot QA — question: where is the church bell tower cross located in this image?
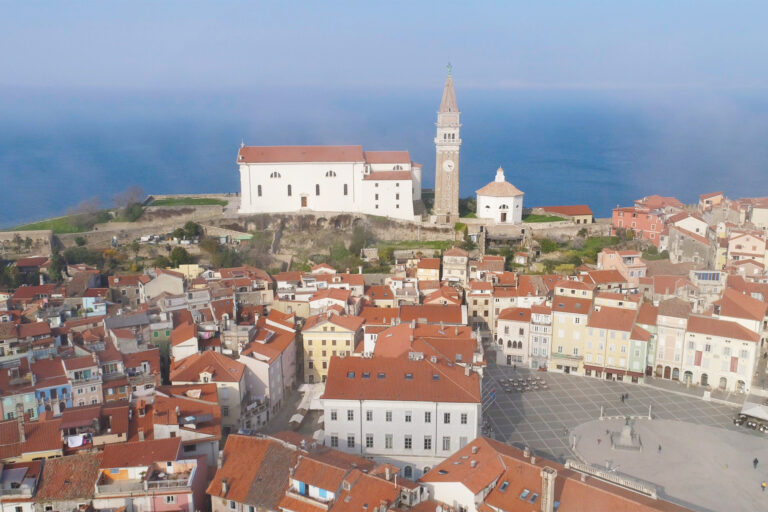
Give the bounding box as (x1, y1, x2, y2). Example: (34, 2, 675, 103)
(434, 63, 461, 222)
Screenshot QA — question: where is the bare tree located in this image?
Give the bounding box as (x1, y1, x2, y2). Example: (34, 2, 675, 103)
(113, 186, 145, 208)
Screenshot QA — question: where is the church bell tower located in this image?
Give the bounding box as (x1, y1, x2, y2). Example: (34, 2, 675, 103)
(434, 65, 461, 222)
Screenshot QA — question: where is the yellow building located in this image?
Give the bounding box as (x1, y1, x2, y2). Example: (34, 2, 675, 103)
(583, 306, 637, 381)
(0, 417, 63, 463)
(549, 280, 595, 374)
(301, 313, 363, 383)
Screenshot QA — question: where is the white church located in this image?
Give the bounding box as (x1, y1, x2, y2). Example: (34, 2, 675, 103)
(237, 71, 525, 224)
(237, 146, 421, 221)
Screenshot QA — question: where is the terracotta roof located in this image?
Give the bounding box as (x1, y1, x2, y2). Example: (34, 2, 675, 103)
(170, 322, 197, 347)
(657, 298, 692, 319)
(631, 325, 652, 341)
(100, 437, 181, 468)
(322, 356, 481, 403)
(128, 395, 221, 442)
(303, 312, 364, 333)
(555, 279, 594, 291)
(35, 452, 102, 501)
(417, 258, 441, 270)
(157, 383, 219, 403)
(636, 303, 659, 326)
(686, 315, 759, 342)
(551, 297, 592, 315)
(310, 288, 351, 303)
(713, 288, 768, 322)
(372, 323, 476, 362)
(122, 347, 161, 374)
(588, 307, 636, 332)
(17, 321, 51, 338)
(15, 256, 49, 268)
(362, 171, 412, 181)
(700, 191, 723, 200)
(366, 285, 394, 300)
(238, 145, 364, 163)
(635, 194, 684, 209)
(444, 247, 469, 257)
(358, 307, 399, 326)
(62, 354, 98, 370)
(333, 469, 402, 512)
(399, 304, 464, 325)
(582, 269, 626, 285)
(538, 204, 593, 216)
(170, 351, 246, 384)
(207, 435, 298, 506)
(475, 180, 524, 198)
(363, 150, 411, 164)
(311, 263, 336, 272)
(0, 416, 62, 460)
(424, 286, 461, 305)
(671, 225, 710, 245)
(497, 307, 531, 323)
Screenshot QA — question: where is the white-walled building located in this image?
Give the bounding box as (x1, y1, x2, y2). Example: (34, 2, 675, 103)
(237, 146, 419, 221)
(475, 167, 524, 224)
(683, 315, 760, 392)
(321, 355, 481, 480)
(495, 307, 531, 367)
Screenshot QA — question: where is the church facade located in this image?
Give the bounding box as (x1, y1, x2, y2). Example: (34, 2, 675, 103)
(237, 146, 421, 221)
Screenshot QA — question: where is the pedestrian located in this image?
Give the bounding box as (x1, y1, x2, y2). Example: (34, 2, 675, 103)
(762, 481, 767, 492)
(597, 438, 602, 446)
(754, 457, 759, 469)
(658, 444, 662, 454)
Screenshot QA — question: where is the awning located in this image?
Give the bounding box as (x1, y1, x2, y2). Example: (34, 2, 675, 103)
(740, 401, 768, 422)
(583, 364, 643, 378)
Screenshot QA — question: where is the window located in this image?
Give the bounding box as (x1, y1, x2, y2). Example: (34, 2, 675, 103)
(385, 434, 393, 449)
(424, 436, 432, 450)
(165, 496, 176, 504)
(385, 410, 392, 422)
(375, 193, 379, 200)
(270, 171, 281, 178)
(316, 184, 320, 196)
(325, 170, 336, 177)
(461, 413, 468, 425)
(257, 185, 262, 196)
(366, 410, 373, 421)
(230, 501, 237, 510)
(396, 193, 400, 200)
(425, 411, 431, 423)
(347, 434, 355, 448)
(460, 436, 468, 448)
(347, 410, 354, 421)
(222, 406, 229, 417)
(405, 411, 412, 423)
(330, 434, 339, 447)
(442, 436, 451, 451)
(344, 184, 348, 195)
(288, 184, 292, 196)
(330, 410, 337, 421)
(705, 344, 712, 353)
(404, 435, 412, 449)
(366, 434, 374, 448)
(444, 413, 451, 424)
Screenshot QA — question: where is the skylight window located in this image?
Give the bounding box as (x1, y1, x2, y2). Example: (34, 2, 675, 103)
(405, 373, 413, 380)
(362, 372, 370, 379)
(346, 371, 355, 378)
(499, 481, 509, 492)
(432, 374, 439, 381)
(378, 372, 386, 379)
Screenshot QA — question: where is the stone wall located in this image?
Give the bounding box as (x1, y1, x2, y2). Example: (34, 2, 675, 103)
(0, 230, 53, 256)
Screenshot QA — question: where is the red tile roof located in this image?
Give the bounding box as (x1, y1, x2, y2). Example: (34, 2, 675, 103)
(538, 204, 593, 216)
(687, 315, 759, 342)
(497, 307, 531, 323)
(362, 171, 413, 181)
(399, 305, 464, 325)
(358, 307, 399, 326)
(35, 452, 102, 501)
(322, 356, 480, 403)
(588, 307, 636, 332)
(171, 321, 198, 347)
(170, 351, 246, 384)
(100, 437, 181, 468)
(417, 258, 441, 270)
(714, 288, 768, 322)
(444, 247, 469, 257)
(238, 145, 364, 163)
(475, 180, 524, 197)
(551, 297, 592, 315)
(363, 150, 411, 164)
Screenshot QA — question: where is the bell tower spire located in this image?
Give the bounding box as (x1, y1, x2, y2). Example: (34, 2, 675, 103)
(434, 66, 461, 222)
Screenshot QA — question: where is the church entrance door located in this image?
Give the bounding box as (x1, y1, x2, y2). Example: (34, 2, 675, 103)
(500, 212, 507, 222)
(301, 196, 307, 208)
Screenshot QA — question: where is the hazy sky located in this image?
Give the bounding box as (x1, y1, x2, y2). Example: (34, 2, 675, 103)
(2, 1, 767, 91)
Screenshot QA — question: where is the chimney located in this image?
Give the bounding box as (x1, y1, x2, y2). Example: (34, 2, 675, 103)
(221, 478, 228, 495)
(540, 467, 557, 512)
(523, 446, 530, 458)
(385, 466, 391, 481)
(17, 415, 25, 443)
(580, 473, 586, 483)
(175, 405, 181, 418)
(138, 400, 146, 417)
(138, 428, 144, 441)
(91, 351, 99, 364)
(531, 456, 536, 464)
(470, 460, 477, 468)
(358, 266, 363, 274)
(471, 445, 478, 454)
(464, 366, 471, 377)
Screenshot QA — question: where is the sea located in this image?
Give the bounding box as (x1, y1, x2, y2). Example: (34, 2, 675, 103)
(2, 85, 768, 228)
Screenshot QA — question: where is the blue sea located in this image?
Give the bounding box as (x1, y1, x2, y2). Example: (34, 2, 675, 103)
(2, 85, 768, 227)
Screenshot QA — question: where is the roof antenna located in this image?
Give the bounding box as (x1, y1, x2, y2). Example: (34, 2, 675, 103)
(240, 139, 245, 148)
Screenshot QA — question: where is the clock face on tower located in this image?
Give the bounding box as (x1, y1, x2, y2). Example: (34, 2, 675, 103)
(442, 159, 455, 172)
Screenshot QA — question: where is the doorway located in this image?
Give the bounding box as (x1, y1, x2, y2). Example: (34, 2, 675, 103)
(500, 212, 507, 222)
(301, 196, 308, 207)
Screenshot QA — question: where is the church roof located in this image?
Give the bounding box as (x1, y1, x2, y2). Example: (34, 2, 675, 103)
(364, 151, 411, 164)
(476, 167, 524, 198)
(439, 75, 459, 113)
(238, 145, 365, 163)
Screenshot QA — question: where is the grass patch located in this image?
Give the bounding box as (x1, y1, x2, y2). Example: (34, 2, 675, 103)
(151, 197, 228, 207)
(14, 216, 90, 234)
(523, 214, 566, 223)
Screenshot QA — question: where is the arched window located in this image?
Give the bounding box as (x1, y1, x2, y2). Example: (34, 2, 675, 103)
(499, 204, 509, 210)
(403, 466, 413, 479)
(507, 340, 512, 348)
(257, 185, 262, 197)
(270, 171, 281, 178)
(393, 165, 403, 170)
(287, 185, 292, 196)
(423, 466, 430, 475)
(325, 170, 336, 177)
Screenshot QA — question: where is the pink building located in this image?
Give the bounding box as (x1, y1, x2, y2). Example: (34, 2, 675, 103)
(611, 207, 664, 246)
(597, 249, 648, 289)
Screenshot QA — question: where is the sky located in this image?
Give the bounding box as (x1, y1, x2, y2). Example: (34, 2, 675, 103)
(2, 1, 768, 92)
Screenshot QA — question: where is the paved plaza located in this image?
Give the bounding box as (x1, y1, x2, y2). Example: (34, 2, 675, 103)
(574, 419, 768, 512)
(483, 361, 750, 463)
